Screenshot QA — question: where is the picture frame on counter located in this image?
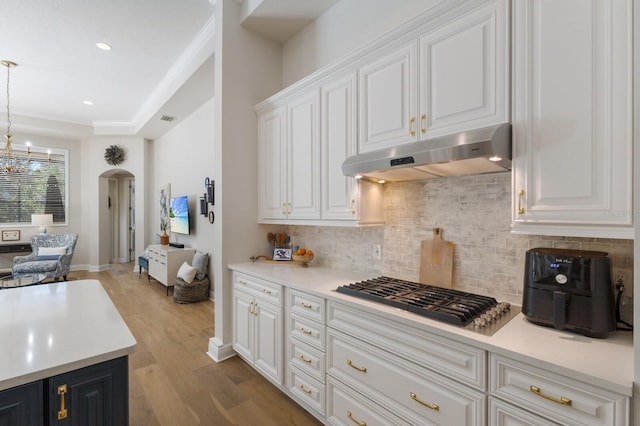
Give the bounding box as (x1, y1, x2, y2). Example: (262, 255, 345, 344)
(273, 248, 291, 261)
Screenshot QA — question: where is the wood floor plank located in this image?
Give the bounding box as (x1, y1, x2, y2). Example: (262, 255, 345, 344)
(69, 264, 322, 425)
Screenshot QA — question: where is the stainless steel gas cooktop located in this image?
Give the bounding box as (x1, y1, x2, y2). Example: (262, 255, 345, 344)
(336, 276, 519, 336)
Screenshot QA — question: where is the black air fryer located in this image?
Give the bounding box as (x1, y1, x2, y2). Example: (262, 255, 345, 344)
(522, 248, 616, 338)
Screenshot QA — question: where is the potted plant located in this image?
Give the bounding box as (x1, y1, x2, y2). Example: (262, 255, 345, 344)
(160, 220, 169, 245)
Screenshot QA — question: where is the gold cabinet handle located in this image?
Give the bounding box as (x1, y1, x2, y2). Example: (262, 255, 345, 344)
(351, 199, 356, 215)
(282, 203, 287, 215)
(299, 354, 312, 364)
(299, 384, 312, 394)
(409, 117, 416, 136)
(347, 410, 367, 426)
(410, 392, 439, 411)
(346, 359, 367, 373)
(299, 327, 312, 335)
(249, 301, 254, 315)
(238, 279, 247, 285)
(518, 189, 525, 214)
(57, 384, 68, 420)
(530, 385, 572, 406)
(262, 288, 272, 294)
(300, 301, 313, 309)
(253, 302, 257, 316)
(420, 114, 427, 134)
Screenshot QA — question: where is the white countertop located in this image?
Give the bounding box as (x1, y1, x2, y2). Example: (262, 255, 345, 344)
(0, 279, 137, 391)
(229, 262, 634, 396)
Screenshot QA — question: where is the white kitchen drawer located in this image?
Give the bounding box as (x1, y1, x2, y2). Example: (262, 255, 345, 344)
(327, 301, 486, 390)
(289, 337, 325, 383)
(289, 312, 325, 350)
(288, 365, 325, 417)
(327, 376, 412, 426)
(233, 272, 283, 306)
(328, 328, 485, 426)
(490, 354, 630, 426)
(489, 397, 560, 426)
(289, 289, 325, 322)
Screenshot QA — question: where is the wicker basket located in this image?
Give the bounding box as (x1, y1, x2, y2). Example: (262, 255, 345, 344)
(173, 276, 210, 303)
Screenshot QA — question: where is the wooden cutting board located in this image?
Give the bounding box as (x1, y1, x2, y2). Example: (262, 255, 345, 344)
(419, 228, 454, 288)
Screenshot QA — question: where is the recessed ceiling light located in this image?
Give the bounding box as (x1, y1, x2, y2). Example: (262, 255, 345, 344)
(96, 42, 112, 51)
(83, 100, 94, 106)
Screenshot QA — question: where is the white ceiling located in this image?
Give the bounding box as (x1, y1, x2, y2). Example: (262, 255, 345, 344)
(0, 0, 337, 140)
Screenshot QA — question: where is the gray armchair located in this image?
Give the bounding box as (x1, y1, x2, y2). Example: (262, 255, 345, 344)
(12, 234, 78, 281)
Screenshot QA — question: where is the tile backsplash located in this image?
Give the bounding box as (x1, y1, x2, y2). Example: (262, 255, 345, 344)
(287, 172, 633, 318)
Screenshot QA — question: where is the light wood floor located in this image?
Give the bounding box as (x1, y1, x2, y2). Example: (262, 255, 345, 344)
(72, 263, 323, 426)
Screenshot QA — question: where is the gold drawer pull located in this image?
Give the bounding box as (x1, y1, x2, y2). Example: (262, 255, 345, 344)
(530, 385, 572, 406)
(410, 392, 439, 411)
(299, 354, 312, 364)
(409, 116, 416, 136)
(262, 288, 272, 294)
(420, 114, 427, 134)
(347, 410, 366, 426)
(300, 327, 312, 335)
(299, 384, 312, 394)
(346, 359, 367, 373)
(300, 301, 313, 309)
(57, 384, 68, 420)
(517, 189, 525, 214)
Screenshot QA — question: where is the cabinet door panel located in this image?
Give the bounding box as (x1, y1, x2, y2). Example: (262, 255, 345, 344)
(0, 381, 43, 426)
(48, 356, 128, 426)
(288, 90, 321, 219)
(254, 302, 283, 384)
(512, 0, 632, 235)
(322, 73, 358, 220)
(358, 42, 417, 152)
(232, 290, 254, 361)
(258, 106, 286, 219)
(420, 0, 508, 136)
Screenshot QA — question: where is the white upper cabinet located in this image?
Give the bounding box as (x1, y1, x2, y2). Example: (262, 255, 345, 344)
(257, 90, 321, 222)
(287, 89, 321, 220)
(358, 0, 509, 153)
(322, 72, 384, 224)
(511, 0, 633, 239)
(258, 105, 287, 220)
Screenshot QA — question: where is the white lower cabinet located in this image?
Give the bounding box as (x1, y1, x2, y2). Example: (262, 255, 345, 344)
(328, 327, 485, 426)
(489, 354, 630, 426)
(489, 397, 560, 426)
(231, 273, 283, 386)
(285, 289, 327, 418)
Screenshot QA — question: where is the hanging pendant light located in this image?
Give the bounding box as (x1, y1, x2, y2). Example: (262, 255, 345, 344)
(1, 60, 17, 173)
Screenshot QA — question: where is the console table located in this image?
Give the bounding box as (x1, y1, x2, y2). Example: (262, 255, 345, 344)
(0, 243, 31, 276)
(147, 244, 195, 295)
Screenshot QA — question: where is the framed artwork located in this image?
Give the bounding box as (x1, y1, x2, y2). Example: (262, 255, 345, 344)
(2, 230, 20, 241)
(273, 248, 292, 261)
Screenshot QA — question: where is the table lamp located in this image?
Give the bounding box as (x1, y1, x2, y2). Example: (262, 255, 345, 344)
(31, 214, 53, 234)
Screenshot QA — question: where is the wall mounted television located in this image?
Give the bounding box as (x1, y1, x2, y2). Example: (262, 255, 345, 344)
(169, 195, 190, 235)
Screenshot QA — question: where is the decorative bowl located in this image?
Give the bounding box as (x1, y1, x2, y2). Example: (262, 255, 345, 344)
(292, 254, 314, 264)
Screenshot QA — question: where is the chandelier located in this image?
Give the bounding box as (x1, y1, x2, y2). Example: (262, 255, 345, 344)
(1, 60, 17, 173)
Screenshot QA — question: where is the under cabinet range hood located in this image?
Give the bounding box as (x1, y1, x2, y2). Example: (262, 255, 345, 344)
(342, 123, 512, 182)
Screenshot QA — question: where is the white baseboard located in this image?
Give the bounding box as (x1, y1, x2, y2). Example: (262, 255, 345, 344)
(207, 337, 236, 362)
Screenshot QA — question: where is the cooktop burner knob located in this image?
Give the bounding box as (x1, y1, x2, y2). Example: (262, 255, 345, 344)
(473, 317, 486, 328)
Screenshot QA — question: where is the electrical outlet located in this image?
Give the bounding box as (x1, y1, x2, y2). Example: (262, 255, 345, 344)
(612, 267, 633, 298)
(373, 244, 382, 260)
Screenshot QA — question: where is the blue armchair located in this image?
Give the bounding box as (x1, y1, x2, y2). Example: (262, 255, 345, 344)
(12, 234, 78, 281)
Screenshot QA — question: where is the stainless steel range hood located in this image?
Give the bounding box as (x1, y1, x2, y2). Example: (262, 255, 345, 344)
(342, 123, 512, 182)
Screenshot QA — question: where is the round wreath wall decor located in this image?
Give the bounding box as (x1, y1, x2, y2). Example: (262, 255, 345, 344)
(104, 145, 125, 166)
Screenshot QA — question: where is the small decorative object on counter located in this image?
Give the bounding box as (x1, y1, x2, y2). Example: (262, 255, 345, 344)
(267, 232, 290, 248)
(292, 247, 314, 266)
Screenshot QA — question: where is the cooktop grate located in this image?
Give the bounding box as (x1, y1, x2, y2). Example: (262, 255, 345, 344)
(336, 276, 515, 333)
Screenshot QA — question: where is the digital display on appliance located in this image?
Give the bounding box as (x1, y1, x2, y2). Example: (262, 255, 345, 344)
(169, 195, 190, 235)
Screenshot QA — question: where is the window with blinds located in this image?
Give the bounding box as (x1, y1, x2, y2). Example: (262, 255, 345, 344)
(0, 146, 68, 225)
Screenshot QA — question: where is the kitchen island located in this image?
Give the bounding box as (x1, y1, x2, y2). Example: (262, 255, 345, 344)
(229, 261, 633, 425)
(0, 279, 136, 424)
